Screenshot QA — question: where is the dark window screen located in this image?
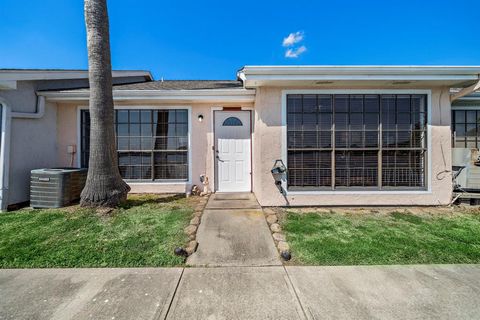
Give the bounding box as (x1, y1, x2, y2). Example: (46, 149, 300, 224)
(452, 109, 480, 149)
(81, 109, 189, 181)
(287, 94, 427, 190)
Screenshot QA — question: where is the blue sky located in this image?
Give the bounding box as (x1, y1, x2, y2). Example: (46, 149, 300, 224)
(1, 0, 479, 80)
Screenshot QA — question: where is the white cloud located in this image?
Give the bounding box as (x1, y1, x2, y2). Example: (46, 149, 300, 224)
(285, 45, 307, 58)
(282, 31, 304, 47)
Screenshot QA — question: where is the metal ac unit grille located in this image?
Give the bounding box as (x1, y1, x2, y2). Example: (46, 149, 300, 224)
(30, 168, 87, 208)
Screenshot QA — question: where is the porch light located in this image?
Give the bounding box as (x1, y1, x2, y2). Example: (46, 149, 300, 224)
(198, 114, 204, 122)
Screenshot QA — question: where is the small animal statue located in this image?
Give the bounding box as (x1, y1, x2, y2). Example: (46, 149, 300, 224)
(199, 174, 210, 196)
(191, 185, 201, 196)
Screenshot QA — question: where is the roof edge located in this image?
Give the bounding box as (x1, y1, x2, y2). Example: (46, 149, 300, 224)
(38, 88, 256, 103)
(239, 65, 480, 74)
(0, 70, 153, 81)
(237, 65, 480, 88)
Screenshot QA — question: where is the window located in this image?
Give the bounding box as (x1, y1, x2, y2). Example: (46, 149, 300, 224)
(287, 94, 427, 191)
(223, 117, 243, 126)
(81, 109, 189, 181)
(452, 109, 480, 148)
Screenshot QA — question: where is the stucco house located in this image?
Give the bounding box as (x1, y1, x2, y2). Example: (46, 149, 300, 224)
(1, 66, 480, 209)
(0, 69, 152, 210)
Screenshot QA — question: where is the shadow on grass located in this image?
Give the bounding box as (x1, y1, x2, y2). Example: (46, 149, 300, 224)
(120, 194, 186, 209)
(390, 211, 424, 224)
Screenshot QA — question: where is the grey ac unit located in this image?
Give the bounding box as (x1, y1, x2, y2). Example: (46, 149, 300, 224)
(30, 168, 88, 208)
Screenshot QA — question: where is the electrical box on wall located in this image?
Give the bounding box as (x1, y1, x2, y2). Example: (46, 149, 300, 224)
(67, 145, 76, 154)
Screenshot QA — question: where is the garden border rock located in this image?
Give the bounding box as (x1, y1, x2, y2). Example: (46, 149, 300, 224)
(263, 207, 291, 260)
(181, 194, 209, 256)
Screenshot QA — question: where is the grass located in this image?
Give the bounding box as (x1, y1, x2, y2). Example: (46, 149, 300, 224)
(0, 194, 194, 268)
(281, 208, 480, 265)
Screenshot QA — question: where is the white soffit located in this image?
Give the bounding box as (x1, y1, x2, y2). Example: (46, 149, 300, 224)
(38, 89, 256, 103)
(237, 65, 480, 88)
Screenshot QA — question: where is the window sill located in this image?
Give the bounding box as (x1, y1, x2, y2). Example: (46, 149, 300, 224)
(126, 180, 189, 185)
(286, 189, 431, 195)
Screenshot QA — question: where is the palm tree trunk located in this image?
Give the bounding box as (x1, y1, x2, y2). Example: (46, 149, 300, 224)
(80, 0, 130, 207)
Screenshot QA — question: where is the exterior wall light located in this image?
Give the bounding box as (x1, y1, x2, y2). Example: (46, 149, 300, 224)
(198, 114, 204, 122)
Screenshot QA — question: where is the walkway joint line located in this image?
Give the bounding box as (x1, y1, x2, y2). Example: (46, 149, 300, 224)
(162, 267, 185, 320)
(283, 265, 309, 320)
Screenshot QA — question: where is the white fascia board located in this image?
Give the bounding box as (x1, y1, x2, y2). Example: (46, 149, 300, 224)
(0, 81, 17, 90)
(243, 74, 480, 81)
(0, 70, 152, 81)
(238, 65, 480, 84)
(456, 94, 480, 101)
(38, 89, 256, 103)
(240, 65, 480, 75)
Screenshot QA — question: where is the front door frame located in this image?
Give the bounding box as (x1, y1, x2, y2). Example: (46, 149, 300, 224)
(213, 109, 253, 193)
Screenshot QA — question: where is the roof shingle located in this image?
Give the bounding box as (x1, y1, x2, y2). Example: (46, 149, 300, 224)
(111, 80, 243, 90)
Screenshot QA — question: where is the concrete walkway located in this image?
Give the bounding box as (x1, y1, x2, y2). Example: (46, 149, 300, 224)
(1, 265, 480, 319)
(187, 193, 281, 267)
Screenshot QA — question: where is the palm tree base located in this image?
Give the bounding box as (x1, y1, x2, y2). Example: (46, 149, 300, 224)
(80, 181, 130, 208)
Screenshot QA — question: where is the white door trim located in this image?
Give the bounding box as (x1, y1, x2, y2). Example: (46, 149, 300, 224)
(214, 110, 252, 192)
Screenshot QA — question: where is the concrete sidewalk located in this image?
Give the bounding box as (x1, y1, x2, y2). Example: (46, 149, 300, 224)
(1, 265, 480, 320)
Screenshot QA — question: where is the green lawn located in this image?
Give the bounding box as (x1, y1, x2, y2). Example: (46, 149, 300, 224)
(0, 194, 194, 268)
(281, 209, 480, 265)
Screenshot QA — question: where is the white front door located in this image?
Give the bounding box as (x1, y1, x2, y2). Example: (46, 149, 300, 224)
(215, 111, 251, 192)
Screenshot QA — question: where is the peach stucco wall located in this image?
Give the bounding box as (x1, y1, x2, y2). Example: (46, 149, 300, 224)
(56, 102, 250, 194)
(56, 86, 453, 205)
(252, 86, 453, 206)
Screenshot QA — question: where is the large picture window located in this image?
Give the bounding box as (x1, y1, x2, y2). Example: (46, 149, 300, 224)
(287, 94, 427, 191)
(81, 109, 189, 181)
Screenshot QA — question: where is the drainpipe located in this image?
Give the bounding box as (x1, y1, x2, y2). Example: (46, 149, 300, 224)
(450, 76, 480, 102)
(11, 95, 46, 119)
(0, 95, 46, 211)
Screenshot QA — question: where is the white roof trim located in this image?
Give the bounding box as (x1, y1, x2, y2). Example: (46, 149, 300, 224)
(455, 93, 480, 100)
(238, 65, 480, 86)
(0, 70, 153, 81)
(38, 88, 256, 103)
(0, 80, 17, 90)
(239, 65, 480, 75)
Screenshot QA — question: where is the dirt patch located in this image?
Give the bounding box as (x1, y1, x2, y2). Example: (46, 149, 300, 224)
(267, 205, 480, 218)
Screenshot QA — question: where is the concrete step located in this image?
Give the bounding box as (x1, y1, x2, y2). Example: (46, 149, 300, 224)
(206, 193, 261, 209)
(213, 193, 256, 201)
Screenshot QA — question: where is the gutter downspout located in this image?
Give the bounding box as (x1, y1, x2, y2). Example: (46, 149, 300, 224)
(0, 95, 46, 211)
(11, 95, 46, 119)
(450, 76, 480, 102)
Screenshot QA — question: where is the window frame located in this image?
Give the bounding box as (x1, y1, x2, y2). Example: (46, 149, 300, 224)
(0, 101, 6, 205)
(77, 105, 192, 185)
(222, 116, 243, 126)
(281, 90, 432, 195)
(451, 106, 480, 149)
